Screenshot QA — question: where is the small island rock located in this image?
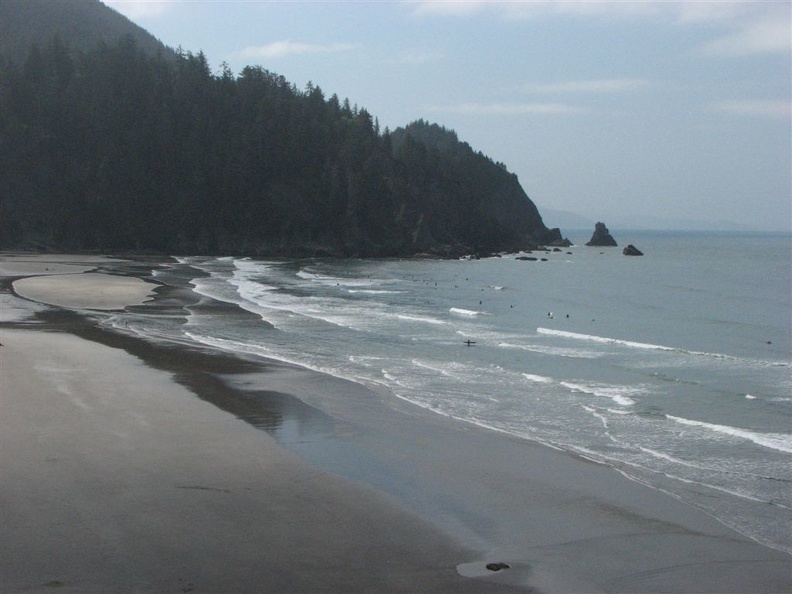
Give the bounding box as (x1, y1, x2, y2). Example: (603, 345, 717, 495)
(585, 222, 618, 247)
(623, 244, 643, 256)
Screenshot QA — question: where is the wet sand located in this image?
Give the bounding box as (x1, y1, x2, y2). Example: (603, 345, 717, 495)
(1, 254, 790, 593)
(1, 255, 516, 593)
(0, 329, 514, 594)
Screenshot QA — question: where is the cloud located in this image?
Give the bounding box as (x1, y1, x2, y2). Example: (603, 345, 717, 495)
(104, 0, 173, 19)
(408, 0, 675, 21)
(522, 78, 651, 94)
(710, 100, 791, 118)
(235, 41, 358, 60)
(407, 0, 790, 50)
(699, 18, 792, 57)
(436, 102, 587, 115)
(408, 0, 781, 23)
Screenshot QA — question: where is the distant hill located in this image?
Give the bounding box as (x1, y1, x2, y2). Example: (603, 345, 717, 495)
(0, 0, 172, 63)
(0, 0, 562, 257)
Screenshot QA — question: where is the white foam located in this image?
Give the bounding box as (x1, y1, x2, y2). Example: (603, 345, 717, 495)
(666, 414, 792, 454)
(450, 307, 488, 316)
(522, 373, 554, 384)
(498, 341, 603, 359)
(560, 381, 638, 406)
(538, 327, 673, 351)
(226, 264, 390, 332)
(184, 331, 365, 386)
(411, 359, 474, 380)
(297, 268, 392, 289)
(396, 314, 448, 325)
(537, 327, 787, 368)
(185, 332, 280, 361)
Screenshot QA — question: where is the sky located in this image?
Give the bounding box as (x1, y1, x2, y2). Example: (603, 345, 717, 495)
(103, 0, 791, 231)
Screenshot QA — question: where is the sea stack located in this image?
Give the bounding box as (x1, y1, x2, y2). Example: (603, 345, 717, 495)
(585, 222, 618, 247)
(623, 244, 644, 256)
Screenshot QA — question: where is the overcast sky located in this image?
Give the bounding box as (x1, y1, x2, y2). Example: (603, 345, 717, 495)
(104, 0, 791, 231)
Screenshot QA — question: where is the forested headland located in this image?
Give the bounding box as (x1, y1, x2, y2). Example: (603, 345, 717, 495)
(0, 2, 563, 257)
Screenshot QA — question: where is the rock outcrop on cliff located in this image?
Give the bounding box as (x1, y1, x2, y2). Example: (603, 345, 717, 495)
(585, 222, 618, 247)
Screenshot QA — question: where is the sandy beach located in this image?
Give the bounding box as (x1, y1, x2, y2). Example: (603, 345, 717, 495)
(1, 254, 790, 593)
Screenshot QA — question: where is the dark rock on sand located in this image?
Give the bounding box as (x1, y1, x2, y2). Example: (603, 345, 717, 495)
(623, 244, 644, 256)
(585, 222, 618, 247)
(486, 562, 511, 571)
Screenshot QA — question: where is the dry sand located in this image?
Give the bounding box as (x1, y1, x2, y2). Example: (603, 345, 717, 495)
(3, 254, 156, 311)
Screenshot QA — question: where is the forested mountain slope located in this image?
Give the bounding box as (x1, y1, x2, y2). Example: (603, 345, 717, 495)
(0, 0, 563, 256)
(0, 0, 171, 64)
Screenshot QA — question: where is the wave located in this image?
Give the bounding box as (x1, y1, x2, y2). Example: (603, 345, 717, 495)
(666, 414, 792, 454)
(396, 314, 448, 325)
(348, 289, 404, 294)
(498, 341, 604, 359)
(537, 327, 789, 367)
(184, 331, 369, 388)
(229, 270, 389, 332)
(185, 331, 291, 365)
(560, 381, 638, 407)
(522, 373, 554, 384)
(411, 359, 473, 380)
(450, 307, 489, 317)
(297, 268, 392, 289)
(538, 327, 674, 351)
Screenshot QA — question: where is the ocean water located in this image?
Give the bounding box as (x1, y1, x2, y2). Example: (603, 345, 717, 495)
(113, 231, 792, 553)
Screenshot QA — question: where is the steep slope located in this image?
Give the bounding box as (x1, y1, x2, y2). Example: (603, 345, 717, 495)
(0, 1, 562, 257)
(0, 0, 172, 64)
(390, 121, 559, 254)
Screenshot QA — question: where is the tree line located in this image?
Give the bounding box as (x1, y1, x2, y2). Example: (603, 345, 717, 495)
(0, 36, 557, 256)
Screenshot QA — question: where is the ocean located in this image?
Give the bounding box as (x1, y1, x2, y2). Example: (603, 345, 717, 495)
(110, 231, 792, 554)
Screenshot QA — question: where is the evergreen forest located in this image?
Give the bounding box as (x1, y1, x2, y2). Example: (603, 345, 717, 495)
(0, 34, 561, 256)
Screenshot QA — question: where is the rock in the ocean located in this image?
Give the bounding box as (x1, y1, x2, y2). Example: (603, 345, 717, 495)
(585, 222, 618, 247)
(623, 244, 643, 256)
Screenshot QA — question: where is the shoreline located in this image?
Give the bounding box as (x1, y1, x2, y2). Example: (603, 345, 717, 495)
(2, 254, 790, 593)
(1, 255, 517, 593)
(1, 328, 513, 594)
